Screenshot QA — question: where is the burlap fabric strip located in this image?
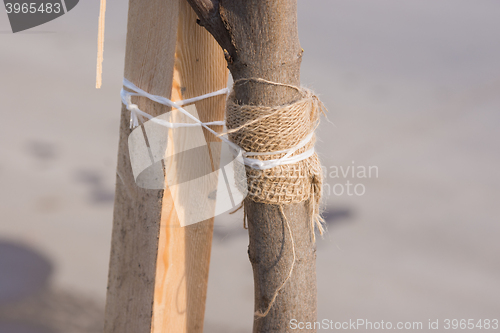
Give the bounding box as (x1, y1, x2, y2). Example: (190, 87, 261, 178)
(226, 78, 326, 238)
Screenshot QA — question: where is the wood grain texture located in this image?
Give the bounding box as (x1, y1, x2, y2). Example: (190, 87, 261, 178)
(96, 0, 106, 88)
(151, 2, 228, 332)
(104, 0, 180, 332)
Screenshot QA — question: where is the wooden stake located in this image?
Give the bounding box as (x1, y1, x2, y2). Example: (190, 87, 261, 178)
(96, 0, 106, 89)
(104, 0, 227, 332)
(151, 2, 228, 332)
(104, 0, 179, 332)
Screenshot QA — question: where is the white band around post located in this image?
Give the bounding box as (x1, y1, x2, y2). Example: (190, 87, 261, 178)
(121, 78, 316, 171)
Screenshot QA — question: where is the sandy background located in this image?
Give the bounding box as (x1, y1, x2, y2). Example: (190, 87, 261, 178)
(1, 1, 499, 332)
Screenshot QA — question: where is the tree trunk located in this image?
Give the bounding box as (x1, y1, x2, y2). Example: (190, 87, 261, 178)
(186, 1, 318, 332)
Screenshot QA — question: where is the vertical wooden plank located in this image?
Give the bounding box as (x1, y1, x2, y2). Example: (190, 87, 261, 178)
(151, 2, 229, 332)
(104, 0, 180, 332)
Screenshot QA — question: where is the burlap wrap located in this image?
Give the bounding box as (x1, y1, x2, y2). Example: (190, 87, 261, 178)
(226, 79, 326, 236)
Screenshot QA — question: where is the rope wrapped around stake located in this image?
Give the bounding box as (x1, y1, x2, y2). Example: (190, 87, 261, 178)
(226, 78, 326, 240)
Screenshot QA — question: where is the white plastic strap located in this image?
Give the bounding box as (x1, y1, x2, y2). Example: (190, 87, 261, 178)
(240, 133, 315, 170)
(121, 78, 316, 171)
(121, 78, 228, 128)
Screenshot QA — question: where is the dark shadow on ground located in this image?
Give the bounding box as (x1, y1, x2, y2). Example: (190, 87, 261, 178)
(0, 240, 104, 333)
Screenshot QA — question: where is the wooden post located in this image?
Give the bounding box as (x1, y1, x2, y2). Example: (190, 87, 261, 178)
(151, 2, 228, 332)
(104, 0, 227, 332)
(186, 0, 318, 332)
(104, 1, 179, 332)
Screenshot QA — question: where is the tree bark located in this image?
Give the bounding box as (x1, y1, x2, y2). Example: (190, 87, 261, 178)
(186, 1, 318, 332)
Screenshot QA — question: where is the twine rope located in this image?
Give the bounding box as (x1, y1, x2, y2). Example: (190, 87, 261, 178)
(254, 204, 296, 318)
(120, 78, 318, 171)
(227, 77, 326, 237)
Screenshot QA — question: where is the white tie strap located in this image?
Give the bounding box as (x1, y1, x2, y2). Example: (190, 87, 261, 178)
(120, 78, 316, 171)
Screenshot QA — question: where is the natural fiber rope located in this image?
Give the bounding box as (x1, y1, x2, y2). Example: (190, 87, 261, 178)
(226, 78, 326, 238)
(254, 204, 296, 318)
(226, 78, 326, 318)
(122, 77, 325, 238)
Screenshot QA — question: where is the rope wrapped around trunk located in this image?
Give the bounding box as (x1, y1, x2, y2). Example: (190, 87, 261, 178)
(226, 78, 326, 239)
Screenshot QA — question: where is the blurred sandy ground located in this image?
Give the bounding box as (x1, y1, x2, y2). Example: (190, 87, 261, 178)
(0, 0, 499, 332)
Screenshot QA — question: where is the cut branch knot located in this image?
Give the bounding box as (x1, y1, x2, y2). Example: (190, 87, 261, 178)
(186, 0, 237, 63)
